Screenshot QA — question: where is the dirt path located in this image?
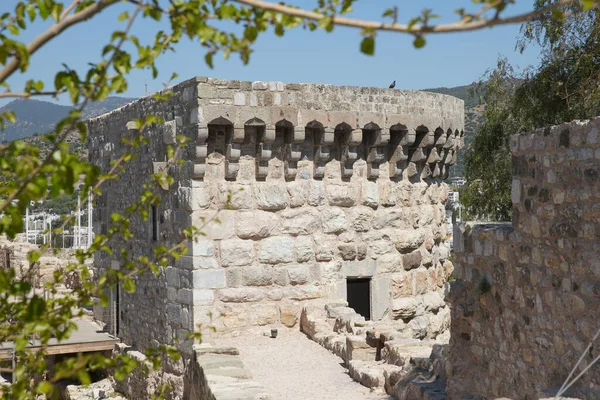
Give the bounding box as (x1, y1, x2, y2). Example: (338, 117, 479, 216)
(215, 328, 394, 400)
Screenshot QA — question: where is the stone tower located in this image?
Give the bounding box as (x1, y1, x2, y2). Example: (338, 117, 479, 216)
(88, 77, 464, 353)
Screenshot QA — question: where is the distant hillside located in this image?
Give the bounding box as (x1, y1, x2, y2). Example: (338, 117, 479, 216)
(424, 83, 481, 109)
(0, 97, 134, 142)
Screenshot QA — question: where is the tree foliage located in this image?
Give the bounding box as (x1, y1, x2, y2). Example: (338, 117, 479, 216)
(462, 2, 600, 221)
(0, 0, 598, 398)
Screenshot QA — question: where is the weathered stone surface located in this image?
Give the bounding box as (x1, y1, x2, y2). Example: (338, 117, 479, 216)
(394, 229, 426, 253)
(377, 252, 404, 273)
(326, 182, 358, 207)
(391, 297, 420, 320)
(402, 250, 422, 271)
(449, 119, 600, 400)
(322, 207, 347, 233)
(287, 264, 311, 285)
(259, 236, 295, 264)
(220, 239, 254, 266)
(279, 304, 298, 327)
(242, 266, 273, 286)
(281, 208, 320, 235)
(236, 210, 279, 239)
(256, 183, 288, 210)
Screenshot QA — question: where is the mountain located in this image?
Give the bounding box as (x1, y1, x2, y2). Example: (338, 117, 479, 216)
(0, 97, 135, 142)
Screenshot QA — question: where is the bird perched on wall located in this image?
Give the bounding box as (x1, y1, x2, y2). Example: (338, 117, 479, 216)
(389, 80, 396, 89)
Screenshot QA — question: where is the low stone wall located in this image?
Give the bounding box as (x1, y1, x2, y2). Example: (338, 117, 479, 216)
(448, 118, 600, 399)
(183, 344, 270, 400)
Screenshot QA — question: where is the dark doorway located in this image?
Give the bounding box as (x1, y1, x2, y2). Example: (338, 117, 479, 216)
(347, 278, 371, 320)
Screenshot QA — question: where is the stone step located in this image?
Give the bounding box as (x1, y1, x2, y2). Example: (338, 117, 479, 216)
(348, 360, 403, 389)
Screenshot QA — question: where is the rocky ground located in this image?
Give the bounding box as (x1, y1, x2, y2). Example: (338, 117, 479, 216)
(216, 328, 394, 400)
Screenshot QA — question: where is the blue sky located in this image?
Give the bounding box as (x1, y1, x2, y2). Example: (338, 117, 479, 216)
(0, 0, 541, 105)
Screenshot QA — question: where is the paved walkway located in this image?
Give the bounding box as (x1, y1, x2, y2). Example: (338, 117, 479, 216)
(215, 328, 394, 400)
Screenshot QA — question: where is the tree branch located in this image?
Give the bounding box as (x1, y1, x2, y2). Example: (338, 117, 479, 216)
(0, 2, 143, 215)
(0, 90, 63, 99)
(233, 0, 596, 34)
(0, 0, 118, 86)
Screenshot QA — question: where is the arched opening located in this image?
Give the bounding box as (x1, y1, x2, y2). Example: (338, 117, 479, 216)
(207, 116, 233, 156)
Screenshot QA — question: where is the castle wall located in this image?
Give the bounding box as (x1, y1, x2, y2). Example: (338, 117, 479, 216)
(88, 77, 464, 350)
(448, 118, 600, 399)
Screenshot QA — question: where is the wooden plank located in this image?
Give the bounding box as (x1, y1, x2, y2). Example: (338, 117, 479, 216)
(0, 339, 119, 360)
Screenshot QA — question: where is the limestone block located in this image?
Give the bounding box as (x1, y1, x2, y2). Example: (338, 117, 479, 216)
(216, 304, 248, 328)
(422, 292, 445, 312)
(165, 267, 180, 288)
(322, 207, 347, 233)
(218, 287, 263, 302)
(280, 304, 298, 327)
(287, 264, 311, 285)
(314, 235, 336, 261)
(338, 243, 357, 260)
(374, 208, 410, 230)
(287, 181, 308, 207)
(308, 180, 326, 206)
(259, 236, 295, 264)
(236, 210, 279, 239)
(272, 268, 289, 286)
(192, 210, 235, 240)
(402, 250, 422, 271)
(377, 253, 404, 273)
(361, 180, 379, 208)
(391, 273, 413, 298)
(326, 182, 358, 207)
(295, 235, 315, 262)
(350, 206, 374, 232)
(242, 266, 273, 286)
(249, 304, 279, 326)
(281, 208, 320, 235)
(256, 183, 288, 210)
(190, 238, 215, 257)
(220, 239, 254, 267)
(393, 229, 425, 253)
(342, 259, 376, 278)
(409, 315, 429, 339)
(177, 256, 219, 270)
(391, 297, 419, 320)
(346, 336, 376, 361)
(177, 184, 210, 211)
(221, 184, 256, 210)
(193, 269, 225, 289)
(287, 284, 321, 300)
(378, 180, 396, 206)
(193, 289, 214, 305)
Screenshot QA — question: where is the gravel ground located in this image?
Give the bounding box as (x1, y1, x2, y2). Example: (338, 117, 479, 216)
(215, 328, 394, 400)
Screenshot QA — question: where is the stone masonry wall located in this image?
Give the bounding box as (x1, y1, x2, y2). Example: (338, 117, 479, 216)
(448, 118, 600, 399)
(88, 78, 200, 352)
(89, 76, 464, 352)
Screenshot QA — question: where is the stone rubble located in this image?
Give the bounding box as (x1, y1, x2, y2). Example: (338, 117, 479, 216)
(300, 302, 450, 399)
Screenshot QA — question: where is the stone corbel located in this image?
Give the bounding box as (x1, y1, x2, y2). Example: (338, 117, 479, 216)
(256, 127, 276, 179)
(225, 126, 245, 180)
(284, 126, 306, 180)
(340, 129, 362, 179)
(365, 129, 389, 179)
(314, 127, 334, 179)
(193, 125, 209, 179)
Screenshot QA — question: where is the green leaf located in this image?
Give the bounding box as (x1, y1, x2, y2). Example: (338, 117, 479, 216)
(25, 296, 46, 322)
(360, 36, 375, 55)
(205, 52, 214, 69)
